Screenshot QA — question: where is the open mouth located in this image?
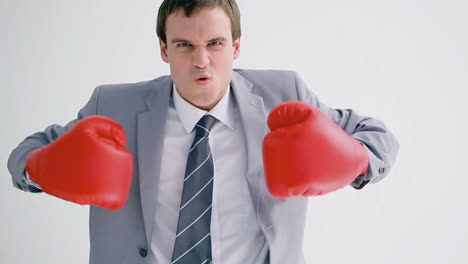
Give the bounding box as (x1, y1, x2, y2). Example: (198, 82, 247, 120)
(195, 75, 211, 85)
(195, 74, 211, 81)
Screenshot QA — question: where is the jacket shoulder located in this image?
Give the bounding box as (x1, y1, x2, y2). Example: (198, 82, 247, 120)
(234, 69, 300, 102)
(89, 75, 171, 114)
(234, 68, 297, 81)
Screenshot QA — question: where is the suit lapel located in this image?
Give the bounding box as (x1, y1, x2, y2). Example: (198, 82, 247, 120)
(231, 71, 270, 222)
(137, 76, 172, 246)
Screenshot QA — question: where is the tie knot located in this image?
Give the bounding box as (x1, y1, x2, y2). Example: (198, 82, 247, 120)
(195, 115, 217, 137)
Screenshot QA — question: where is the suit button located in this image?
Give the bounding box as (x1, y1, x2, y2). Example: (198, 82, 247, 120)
(379, 167, 385, 174)
(139, 248, 148, 257)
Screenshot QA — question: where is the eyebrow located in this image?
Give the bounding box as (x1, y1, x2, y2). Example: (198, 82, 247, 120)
(170, 37, 228, 44)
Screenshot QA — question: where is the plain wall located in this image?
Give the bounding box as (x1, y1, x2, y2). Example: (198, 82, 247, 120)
(1, 0, 467, 263)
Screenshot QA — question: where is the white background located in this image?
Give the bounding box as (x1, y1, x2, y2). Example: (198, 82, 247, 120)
(1, 0, 467, 263)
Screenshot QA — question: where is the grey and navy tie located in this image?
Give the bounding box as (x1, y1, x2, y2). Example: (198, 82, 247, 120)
(171, 115, 217, 264)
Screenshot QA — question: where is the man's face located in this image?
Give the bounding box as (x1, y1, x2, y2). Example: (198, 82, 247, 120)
(160, 7, 240, 110)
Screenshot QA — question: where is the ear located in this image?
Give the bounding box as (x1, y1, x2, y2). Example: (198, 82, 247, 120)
(233, 37, 241, 60)
(159, 39, 170, 63)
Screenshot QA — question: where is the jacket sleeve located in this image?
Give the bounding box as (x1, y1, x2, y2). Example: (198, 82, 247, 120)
(7, 86, 101, 193)
(293, 71, 399, 189)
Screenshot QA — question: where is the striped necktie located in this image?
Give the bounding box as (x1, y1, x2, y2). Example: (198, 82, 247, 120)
(171, 114, 217, 264)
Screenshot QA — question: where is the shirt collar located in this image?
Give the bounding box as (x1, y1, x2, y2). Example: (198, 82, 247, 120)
(172, 84, 236, 134)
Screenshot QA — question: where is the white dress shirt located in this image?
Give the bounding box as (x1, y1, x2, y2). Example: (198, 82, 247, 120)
(147, 84, 269, 264)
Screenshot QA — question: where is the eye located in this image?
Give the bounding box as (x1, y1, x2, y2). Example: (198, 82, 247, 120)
(176, 42, 192, 47)
(208, 41, 222, 46)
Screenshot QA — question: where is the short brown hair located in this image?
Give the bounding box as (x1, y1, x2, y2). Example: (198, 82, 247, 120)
(156, 0, 241, 44)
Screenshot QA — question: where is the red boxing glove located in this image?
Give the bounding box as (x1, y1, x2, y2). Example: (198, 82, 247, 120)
(25, 115, 133, 210)
(262, 101, 369, 198)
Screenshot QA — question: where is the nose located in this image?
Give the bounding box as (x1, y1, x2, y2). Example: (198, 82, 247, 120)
(192, 46, 210, 69)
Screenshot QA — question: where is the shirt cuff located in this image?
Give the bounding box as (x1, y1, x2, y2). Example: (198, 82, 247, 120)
(351, 169, 371, 190)
(24, 170, 43, 191)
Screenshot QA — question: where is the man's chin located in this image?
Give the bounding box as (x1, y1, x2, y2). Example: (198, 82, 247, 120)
(189, 96, 221, 111)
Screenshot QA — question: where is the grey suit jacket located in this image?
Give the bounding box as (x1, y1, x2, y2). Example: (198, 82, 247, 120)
(8, 69, 399, 264)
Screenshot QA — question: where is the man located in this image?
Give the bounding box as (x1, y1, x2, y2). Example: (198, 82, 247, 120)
(7, 0, 399, 263)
